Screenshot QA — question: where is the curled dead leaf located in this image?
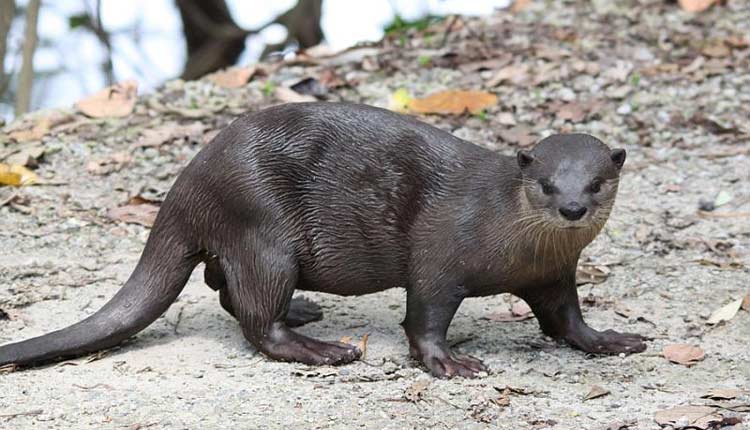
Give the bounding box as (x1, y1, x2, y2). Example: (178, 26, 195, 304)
(208, 66, 257, 89)
(357, 333, 369, 359)
(662, 343, 705, 367)
(86, 152, 132, 176)
(0, 163, 38, 186)
(8, 117, 50, 142)
(106, 197, 160, 227)
(706, 298, 743, 325)
(407, 90, 497, 115)
(274, 87, 316, 103)
(741, 294, 750, 311)
(76, 80, 138, 118)
(701, 388, 741, 400)
(654, 405, 721, 429)
(584, 385, 610, 401)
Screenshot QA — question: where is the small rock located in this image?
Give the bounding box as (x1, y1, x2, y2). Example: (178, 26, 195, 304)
(616, 104, 632, 115)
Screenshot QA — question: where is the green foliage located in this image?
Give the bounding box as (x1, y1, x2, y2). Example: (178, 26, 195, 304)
(418, 55, 431, 67)
(68, 13, 91, 29)
(262, 80, 277, 97)
(630, 72, 641, 87)
(384, 14, 442, 36)
(473, 110, 489, 122)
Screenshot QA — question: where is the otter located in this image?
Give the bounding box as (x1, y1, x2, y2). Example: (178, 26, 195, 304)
(0, 102, 646, 378)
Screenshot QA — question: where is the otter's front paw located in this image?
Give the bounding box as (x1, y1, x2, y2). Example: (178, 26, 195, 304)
(567, 329, 648, 354)
(412, 345, 487, 378)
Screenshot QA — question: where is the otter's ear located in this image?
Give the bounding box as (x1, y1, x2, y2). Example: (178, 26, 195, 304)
(610, 148, 626, 169)
(517, 150, 534, 169)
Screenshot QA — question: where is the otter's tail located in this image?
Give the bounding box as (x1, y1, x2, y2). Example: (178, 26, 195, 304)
(0, 220, 199, 368)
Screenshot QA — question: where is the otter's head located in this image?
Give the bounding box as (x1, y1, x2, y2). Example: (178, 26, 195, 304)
(516, 133, 625, 230)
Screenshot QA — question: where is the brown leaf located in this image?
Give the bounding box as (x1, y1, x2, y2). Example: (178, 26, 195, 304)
(584, 385, 610, 401)
(706, 298, 743, 325)
(654, 405, 721, 429)
(86, 152, 132, 176)
(8, 117, 50, 142)
(741, 293, 750, 311)
(576, 264, 610, 285)
(107, 198, 160, 227)
(207, 66, 256, 89)
(497, 125, 536, 147)
(339, 335, 353, 344)
(511, 299, 532, 317)
(404, 379, 430, 403)
(511, 0, 531, 13)
(662, 344, 705, 367)
(701, 388, 741, 400)
(318, 68, 347, 88)
(678, 0, 718, 13)
(4, 143, 45, 167)
(136, 122, 206, 148)
(357, 333, 369, 359)
(408, 90, 497, 115)
(76, 80, 138, 118)
(274, 86, 317, 103)
(486, 64, 529, 87)
(555, 102, 586, 123)
(702, 40, 731, 58)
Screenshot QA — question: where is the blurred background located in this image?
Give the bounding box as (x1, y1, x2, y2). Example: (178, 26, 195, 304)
(0, 0, 512, 121)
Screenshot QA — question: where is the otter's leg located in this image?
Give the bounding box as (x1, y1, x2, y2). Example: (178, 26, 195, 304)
(223, 244, 360, 365)
(205, 258, 322, 326)
(402, 288, 487, 378)
(521, 275, 647, 354)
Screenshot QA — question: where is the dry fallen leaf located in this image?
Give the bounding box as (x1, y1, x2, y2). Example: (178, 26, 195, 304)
(584, 385, 610, 401)
(555, 102, 587, 123)
(662, 343, 705, 367)
(8, 117, 51, 142)
(404, 379, 430, 402)
(86, 152, 132, 176)
(208, 66, 257, 89)
(136, 122, 206, 148)
(76, 80, 138, 118)
(487, 298, 534, 322)
(511, 0, 531, 12)
(106, 197, 160, 227)
(4, 143, 46, 167)
(576, 264, 610, 285)
(497, 125, 536, 147)
(678, 0, 718, 13)
(701, 388, 741, 400)
(511, 299, 532, 317)
(486, 64, 529, 87)
(706, 298, 743, 325)
(407, 90, 497, 115)
(0, 163, 38, 186)
(357, 333, 369, 359)
(742, 293, 750, 311)
(339, 335, 353, 344)
(654, 405, 722, 429)
(274, 87, 316, 103)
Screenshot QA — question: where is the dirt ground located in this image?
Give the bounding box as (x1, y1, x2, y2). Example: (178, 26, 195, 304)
(1, 1, 749, 429)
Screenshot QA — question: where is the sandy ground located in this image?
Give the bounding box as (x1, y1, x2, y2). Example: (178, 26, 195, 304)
(1, 1, 750, 429)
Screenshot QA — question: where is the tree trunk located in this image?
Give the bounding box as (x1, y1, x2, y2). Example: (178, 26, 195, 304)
(262, 0, 324, 58)
(15, 0, 39, 116)
(0, 0, 15, 95)
(176, 0, 249, 80)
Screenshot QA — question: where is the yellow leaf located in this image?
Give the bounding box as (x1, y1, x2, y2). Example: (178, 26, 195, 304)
(0, 163, 38, 186)
(407, 90, 497, 115)
(389, 88, 413, 112)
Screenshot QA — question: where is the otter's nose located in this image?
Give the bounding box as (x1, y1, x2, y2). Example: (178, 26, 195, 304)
(559, 203, 587, 221)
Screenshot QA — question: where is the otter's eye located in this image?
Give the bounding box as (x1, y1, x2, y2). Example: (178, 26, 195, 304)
(539, 179, 556, 195)
(589, 178, 602, 193)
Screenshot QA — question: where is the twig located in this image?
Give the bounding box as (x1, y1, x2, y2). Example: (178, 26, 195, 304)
(698, 210, 750, 219)
(439, 15, 460, 48)
(0, 409, 43, 420)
